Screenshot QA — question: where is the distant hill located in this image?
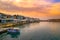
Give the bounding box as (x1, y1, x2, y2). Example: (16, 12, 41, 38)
(48, 19, 60, 22)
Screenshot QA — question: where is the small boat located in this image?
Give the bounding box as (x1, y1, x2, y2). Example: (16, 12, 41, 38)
(7, 28, 20, 33)
(7, 28, 20, 38)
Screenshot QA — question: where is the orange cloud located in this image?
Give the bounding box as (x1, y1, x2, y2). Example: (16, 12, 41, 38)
(0, 0, 60, 19)
(48, 3, 60, 17)
(12, 0, 52, 8)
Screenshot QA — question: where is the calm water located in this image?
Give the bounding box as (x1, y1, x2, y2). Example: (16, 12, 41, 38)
(0, 22, 60, 40)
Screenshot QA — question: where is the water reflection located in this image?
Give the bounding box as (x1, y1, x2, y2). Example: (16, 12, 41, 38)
(20, 22, 60, 40)
(7, 31, 20, 38)
(0, 22, 60, 40)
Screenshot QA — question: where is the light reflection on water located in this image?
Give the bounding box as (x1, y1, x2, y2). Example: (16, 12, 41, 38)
(0, 22, 60, 40)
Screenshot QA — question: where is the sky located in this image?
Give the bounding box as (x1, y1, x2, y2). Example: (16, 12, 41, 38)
(0, 0, 60, 19)
(54, 0, 60, 2)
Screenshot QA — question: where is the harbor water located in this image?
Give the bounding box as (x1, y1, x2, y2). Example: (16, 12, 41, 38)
(0, 22, 60, 40)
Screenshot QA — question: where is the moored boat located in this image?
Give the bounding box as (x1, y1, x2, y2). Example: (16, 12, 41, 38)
(7, 27, 20, 33)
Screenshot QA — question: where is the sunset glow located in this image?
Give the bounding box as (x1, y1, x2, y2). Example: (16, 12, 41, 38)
(0, 0, 60, 19)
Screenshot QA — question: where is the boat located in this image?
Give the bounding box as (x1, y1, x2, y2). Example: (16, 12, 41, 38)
(7, 27, 20, 33)
(7, 28, 20, 38)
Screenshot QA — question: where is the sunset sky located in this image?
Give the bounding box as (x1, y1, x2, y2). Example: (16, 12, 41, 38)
(0, 0, 60, 19)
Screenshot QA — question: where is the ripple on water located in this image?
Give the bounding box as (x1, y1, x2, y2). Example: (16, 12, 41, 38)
(0, 22, 60, 40)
